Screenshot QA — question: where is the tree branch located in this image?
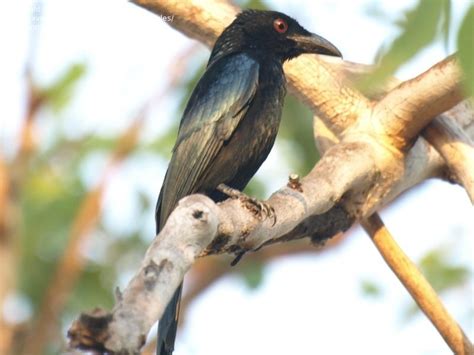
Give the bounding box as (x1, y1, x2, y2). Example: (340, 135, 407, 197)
(67, 161, 359, 353)
(69, 195, 220, 353)
(316, 59, 474, 206)
(373, 55, 464, 150)
(315, 110, 473, 354)
(361, 214, 473, 355)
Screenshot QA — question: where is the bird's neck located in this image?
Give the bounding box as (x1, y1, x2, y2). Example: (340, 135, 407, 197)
(209, 41, 286, 69)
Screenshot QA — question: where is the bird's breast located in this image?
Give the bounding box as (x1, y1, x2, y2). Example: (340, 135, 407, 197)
(226, 62, 286, 170)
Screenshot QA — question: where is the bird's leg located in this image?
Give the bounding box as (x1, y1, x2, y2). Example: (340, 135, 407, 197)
(217, 184, 276, 225)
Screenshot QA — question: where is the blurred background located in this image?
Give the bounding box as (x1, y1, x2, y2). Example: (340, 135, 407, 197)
(0, 0, 472, 354)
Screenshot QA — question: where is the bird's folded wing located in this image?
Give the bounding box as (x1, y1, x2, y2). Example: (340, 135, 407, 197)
(159, 53, 259, 221)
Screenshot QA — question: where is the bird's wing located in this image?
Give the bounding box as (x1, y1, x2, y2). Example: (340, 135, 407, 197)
(158, 53, 259, 223)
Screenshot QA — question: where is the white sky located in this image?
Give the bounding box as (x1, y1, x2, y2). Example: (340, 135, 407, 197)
(1, 1, 473, 354)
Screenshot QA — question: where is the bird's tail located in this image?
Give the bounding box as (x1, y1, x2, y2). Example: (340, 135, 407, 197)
(157, 283, 183, 355)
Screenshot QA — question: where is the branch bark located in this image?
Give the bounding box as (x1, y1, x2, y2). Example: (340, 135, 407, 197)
(319, 59, 474, 205)
(69, 195, 220, 352)
(373, 55, 464, 150)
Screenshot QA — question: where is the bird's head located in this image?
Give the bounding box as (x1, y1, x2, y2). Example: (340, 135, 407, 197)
(210, 10, 342, 65)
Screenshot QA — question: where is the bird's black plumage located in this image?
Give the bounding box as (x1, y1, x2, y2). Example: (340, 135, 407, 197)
(155, 9, 341, 355)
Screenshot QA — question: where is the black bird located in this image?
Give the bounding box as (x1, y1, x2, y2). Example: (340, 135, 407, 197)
(155, 9, 341, 355)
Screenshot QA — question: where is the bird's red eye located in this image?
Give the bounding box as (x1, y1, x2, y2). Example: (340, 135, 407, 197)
(273, 18, 288, 34)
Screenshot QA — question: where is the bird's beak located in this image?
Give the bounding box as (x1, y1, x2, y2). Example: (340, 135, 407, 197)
(290, 32, 342, 58)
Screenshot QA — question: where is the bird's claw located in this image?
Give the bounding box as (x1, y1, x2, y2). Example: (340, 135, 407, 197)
(217, 184, 276, 225)
(241, 195, 276, 225)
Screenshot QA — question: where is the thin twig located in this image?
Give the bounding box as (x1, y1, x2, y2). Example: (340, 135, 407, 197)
(361, 214, 473, 355)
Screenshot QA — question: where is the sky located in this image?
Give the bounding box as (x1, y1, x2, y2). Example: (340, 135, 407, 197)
(1, 0, 473, 354)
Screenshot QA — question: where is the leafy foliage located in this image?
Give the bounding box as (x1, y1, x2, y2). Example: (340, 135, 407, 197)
(419, 245, 470, 292)
(19, 170, 87, 309)
(360, 0, 452, 90)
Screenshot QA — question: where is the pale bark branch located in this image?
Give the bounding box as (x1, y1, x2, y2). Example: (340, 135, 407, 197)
(361, 214, 473, 355)
(67, 151, 359, 353)
(373, 55, 464, 150)
(69, 195, 220, 352)
(321, 60, 474, 204)
(65, 133, 464, 353)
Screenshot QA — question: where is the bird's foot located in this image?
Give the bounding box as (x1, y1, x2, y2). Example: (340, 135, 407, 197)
(217, 184, 276, 225)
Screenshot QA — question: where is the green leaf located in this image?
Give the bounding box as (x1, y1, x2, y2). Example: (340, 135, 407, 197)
(360, 0, 450, 90)
(419, 247, 470, 292)
(41, 62, 87, 113)
(457, 5, 474, 96)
